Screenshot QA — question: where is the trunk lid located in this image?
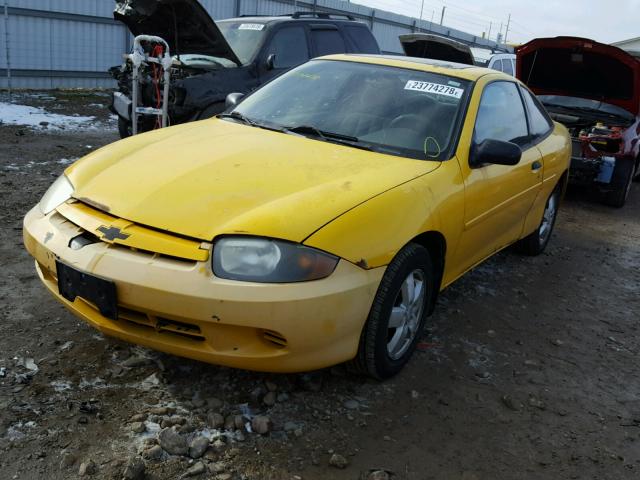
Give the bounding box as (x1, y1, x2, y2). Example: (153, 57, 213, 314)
(400, 33, 474, 65)
(114, 0, 241, 65)
(65, 120, 438, 242)
(516, 36, 640, 116)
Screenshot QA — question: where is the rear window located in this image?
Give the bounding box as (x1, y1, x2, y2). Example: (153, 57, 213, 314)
(312, 29, 347, 56)
(343, 26, 379, 53)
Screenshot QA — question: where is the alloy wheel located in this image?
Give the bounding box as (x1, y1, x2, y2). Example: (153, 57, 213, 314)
(387, 269, 426, 360)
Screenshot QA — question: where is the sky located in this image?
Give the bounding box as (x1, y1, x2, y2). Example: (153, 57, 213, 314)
(350, 0, 640, 46)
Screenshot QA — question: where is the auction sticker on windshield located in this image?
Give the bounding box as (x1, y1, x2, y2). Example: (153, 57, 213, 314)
(238, 23, 265, 30)
(404, 80, 463, 98)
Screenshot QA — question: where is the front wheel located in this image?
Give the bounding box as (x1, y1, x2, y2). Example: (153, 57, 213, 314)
(118, 116, 132, 139)
(351, 243, 435, 379)
(515, 185, 560, 256)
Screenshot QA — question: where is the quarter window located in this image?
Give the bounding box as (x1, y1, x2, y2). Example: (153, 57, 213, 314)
(311, 29, 347, 56)
(521, 88, 552, 137)
(474, 81, 529, 146)
(343, 26, 379, 53)
(267, 27, 309, 69)
(491, 59, 503, 72)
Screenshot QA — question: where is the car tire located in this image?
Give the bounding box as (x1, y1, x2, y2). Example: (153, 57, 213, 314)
(118, 116, 132, 139)
(198, 102, 226, 120)
(350, 243, 435, 379)
(515, 185, 561, 256)
(603, 159, 635, 207)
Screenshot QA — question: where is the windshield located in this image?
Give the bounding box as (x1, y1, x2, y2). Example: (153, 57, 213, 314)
(539, 95, 635, 123)
(216, 21, 267, 65)
(231, 60, 471, 160)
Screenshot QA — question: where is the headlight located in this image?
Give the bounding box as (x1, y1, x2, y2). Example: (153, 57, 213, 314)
(39, 174, 74, 215)
(213, 237, 338, 283)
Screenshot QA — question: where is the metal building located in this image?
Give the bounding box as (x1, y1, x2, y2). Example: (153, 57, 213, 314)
(0, 0, 507, 89)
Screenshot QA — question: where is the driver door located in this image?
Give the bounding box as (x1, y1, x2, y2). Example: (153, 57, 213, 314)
(259, 25, 310, 84)
(453, 79, 543, 276)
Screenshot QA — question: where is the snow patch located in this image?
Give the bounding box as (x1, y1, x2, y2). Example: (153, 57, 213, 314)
(0, 102, 102, 131)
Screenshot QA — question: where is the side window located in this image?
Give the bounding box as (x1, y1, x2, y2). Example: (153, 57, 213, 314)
(311, 28, 347, 57)
(491, 59, 503, 72)
(521, 87, 553, 137)
(502, 58, 514, 76)
(266, 27, 309, 69)
(474, 81, 529, 146)
(343, 26, 379, 53)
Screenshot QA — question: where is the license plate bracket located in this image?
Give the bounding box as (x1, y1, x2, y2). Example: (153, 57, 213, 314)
(56, 261, 118, 320)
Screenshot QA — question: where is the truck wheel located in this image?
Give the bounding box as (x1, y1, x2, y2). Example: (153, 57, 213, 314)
(350, 243, 435, 379)
(603, 160, 635, 208)
(118, 117, 132, 139)
(515, 185, 560, 256)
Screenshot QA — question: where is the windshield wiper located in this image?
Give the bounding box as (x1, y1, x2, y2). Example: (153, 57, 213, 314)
(216, 111, 258, 126)
(217, 112, 287, 132)
(284, 125, 372, 151)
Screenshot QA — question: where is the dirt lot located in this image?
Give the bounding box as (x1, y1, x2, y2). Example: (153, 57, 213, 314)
(1, 92, 639, 480)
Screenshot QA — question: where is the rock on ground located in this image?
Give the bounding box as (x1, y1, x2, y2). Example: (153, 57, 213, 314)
(158, 427, 189, 456)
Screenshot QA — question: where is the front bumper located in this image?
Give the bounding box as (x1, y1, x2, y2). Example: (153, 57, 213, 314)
(23, 205, 384, 372)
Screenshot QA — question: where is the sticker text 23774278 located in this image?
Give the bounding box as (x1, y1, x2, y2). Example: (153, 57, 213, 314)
(404, 80, 463, 99)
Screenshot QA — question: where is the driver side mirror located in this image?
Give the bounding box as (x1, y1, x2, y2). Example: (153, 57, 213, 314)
(225, 92, 245, 110)
(266, 53, 276, 70)
(470, 139, 522, 168)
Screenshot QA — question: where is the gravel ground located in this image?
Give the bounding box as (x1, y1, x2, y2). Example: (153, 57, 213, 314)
(1, 92, 639, 480)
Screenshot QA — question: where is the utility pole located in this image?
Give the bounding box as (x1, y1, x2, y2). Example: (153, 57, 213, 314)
(419, 0, 424, 32)
(498, 22, 503, 42)
(504, 13, 511, 44)
(487, 21, 492, 41)
(3, 0, 10, 101)
(439, 6, 446, 25)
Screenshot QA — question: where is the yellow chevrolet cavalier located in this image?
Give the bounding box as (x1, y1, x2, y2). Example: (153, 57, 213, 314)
(23, 55, 570, 378)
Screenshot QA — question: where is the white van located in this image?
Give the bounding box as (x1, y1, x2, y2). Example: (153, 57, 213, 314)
(487, 53, 516, 76)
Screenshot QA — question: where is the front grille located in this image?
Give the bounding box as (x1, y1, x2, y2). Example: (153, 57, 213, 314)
(118, 305, 205, 341)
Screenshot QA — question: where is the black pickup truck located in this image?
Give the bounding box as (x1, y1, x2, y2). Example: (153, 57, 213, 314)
(110, 0, 380, 138)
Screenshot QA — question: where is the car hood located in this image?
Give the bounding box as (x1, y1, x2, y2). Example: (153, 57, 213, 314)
(516, 37, 640, 115)
(400, 33, 474, 65)
(65, 120, 439, 243)
(114, 0, 241, 65)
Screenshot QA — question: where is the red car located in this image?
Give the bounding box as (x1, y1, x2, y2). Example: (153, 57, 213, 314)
(516, 37, 640, 207)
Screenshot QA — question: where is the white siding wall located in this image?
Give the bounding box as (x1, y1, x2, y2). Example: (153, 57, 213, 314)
(0, 0, 506, 89)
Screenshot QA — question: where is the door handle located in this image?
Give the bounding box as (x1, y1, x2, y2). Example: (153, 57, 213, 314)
(531, 160, 542, 171)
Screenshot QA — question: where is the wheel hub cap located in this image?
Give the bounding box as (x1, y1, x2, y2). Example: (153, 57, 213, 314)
(387, 269, 426, 360)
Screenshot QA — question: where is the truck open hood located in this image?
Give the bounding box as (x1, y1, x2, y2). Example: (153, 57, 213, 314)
(400, 33, 474, 65)
(516, 37, 640, 116)
(114, 0, 241, 65)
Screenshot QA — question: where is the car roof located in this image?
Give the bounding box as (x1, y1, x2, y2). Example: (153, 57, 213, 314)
(218, 15, 365, 26)
(319, 54, 508, 81)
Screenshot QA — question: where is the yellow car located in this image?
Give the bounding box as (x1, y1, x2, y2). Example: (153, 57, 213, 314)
(23, 54, 570, 378)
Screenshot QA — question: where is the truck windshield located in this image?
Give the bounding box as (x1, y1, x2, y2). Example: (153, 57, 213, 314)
(217, 21, 267, 65)
(230, 59, 470, 160)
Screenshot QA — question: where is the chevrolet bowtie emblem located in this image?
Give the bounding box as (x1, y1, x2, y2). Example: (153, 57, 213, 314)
(97, 225, 130, 241)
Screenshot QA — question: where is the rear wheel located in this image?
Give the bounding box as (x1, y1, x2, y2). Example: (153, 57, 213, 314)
(515, 185, 560, 256)
(604, 159, 635, 207)
(351, 243, 435, 379)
